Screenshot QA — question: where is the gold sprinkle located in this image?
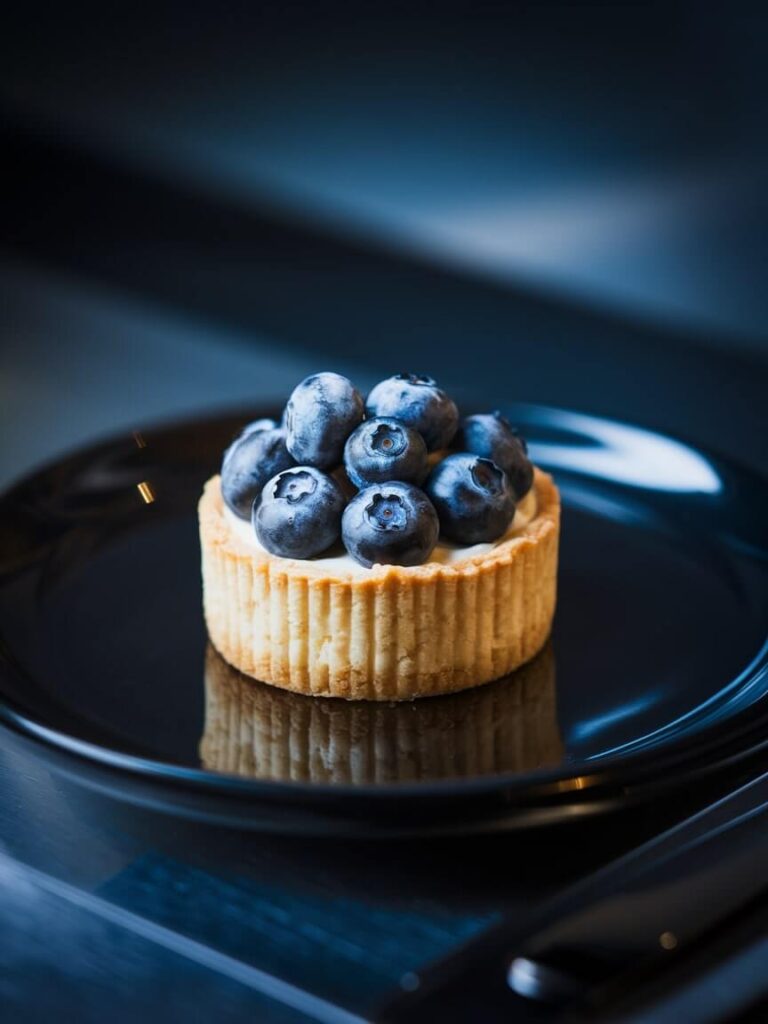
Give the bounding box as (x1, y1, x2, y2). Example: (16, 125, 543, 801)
(659, 931, 678, 950)
(557, 776, 590, 792)
(137, 481, 155, 504)
(133, 431, 147, 448)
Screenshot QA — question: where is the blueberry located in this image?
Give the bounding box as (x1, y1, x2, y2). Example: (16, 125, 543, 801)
(342, 482, 439, 568)
(254, 466, 345, 559)
(221, 419, 294, 519)
(241, 417, 279, 437)
(425, 453, 515, 544)
(456, 412, 534, 499)
(343, 417, 428, 489)
(365, 374, 458, 452)
(284, 372, 364, 470)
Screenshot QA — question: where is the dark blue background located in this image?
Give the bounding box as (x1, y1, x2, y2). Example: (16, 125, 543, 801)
(2, 1, 767, 484)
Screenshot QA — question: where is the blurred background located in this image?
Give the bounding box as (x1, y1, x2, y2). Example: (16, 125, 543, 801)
(2, 1, 767, 483)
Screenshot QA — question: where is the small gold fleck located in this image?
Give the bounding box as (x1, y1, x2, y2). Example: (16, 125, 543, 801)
(659, 931, 678, 950)
(557, 776, 589, 792)
(137, 481, 155, 504)
(133, 431, 147, 448)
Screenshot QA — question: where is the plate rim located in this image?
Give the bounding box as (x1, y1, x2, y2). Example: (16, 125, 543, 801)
(1, 404, 767, 818)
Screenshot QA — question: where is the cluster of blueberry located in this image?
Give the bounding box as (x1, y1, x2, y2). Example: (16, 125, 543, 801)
(221, 373, 533, 568)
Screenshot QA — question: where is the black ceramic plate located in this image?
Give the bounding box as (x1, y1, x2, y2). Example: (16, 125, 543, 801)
(0, 406, 767, 835)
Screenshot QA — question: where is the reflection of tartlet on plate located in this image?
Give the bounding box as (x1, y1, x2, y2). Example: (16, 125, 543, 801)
(200, 642, 562, 784)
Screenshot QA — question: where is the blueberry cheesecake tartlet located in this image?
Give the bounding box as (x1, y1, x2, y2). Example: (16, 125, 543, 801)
(199, 372, 560, 700)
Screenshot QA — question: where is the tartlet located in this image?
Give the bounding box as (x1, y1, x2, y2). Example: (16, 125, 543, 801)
(200, 642, 562, 783)
(199, 466, 559, 700)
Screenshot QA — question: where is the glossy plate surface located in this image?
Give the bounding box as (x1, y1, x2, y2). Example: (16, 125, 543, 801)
(0, 407, 766, 834)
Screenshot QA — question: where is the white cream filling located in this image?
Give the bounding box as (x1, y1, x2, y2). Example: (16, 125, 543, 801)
(223, 486, 538, 575)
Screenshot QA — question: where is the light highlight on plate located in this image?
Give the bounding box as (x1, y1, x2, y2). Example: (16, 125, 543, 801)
(571, 695, 659, 743)
(586, 639, 768, 760)
(526, 409, 722, 494)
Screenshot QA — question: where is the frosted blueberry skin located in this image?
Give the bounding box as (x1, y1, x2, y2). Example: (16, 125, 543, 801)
(284, 372, 364, 470)
(221, 419, 295, 520)
(456, 412, 534, 499)
(342, 481, 439, 568)
(344, 417, 429, 489)
(365, 374, 459, 452)
(254, 466, 346, 559)
(240, 417, 280, 437)
(425, 453, 516, 544)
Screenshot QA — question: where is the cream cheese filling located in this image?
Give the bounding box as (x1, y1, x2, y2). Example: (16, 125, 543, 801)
(223, 485, 538, 575)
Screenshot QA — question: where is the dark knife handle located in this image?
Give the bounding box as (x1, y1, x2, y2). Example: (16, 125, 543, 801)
(377, 769, 768, 1023)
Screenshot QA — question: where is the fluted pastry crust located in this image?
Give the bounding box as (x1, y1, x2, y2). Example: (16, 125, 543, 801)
(199, 468, 559, 700)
